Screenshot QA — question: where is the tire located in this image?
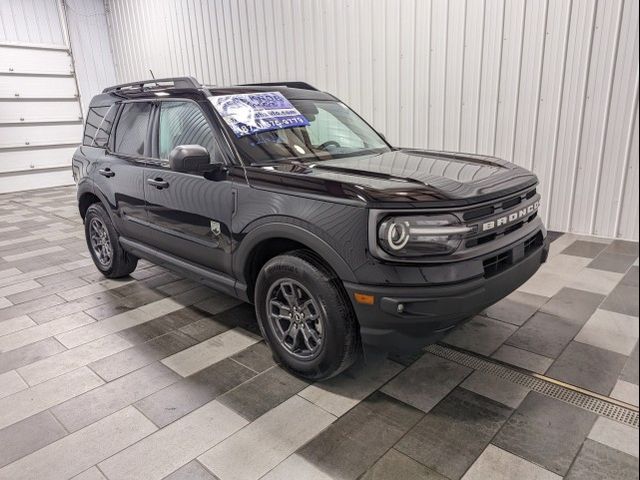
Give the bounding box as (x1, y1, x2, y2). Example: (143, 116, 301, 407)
(254, 250, 360, 380)
(84, 203, 138, 278)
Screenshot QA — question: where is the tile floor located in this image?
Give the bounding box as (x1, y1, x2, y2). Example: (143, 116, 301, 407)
(0, 186, 638, 480)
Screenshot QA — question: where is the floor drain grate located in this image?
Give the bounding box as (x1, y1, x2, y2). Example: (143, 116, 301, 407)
(425, 343, 639, 428)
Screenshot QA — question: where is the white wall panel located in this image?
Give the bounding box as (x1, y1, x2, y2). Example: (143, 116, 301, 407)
(0, 0, 65, 45)
(98, 0, 639, 239)
(64, 0, 118, 115)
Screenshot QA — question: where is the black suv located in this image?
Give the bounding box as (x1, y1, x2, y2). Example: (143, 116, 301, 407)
(73, 77, 548, 379)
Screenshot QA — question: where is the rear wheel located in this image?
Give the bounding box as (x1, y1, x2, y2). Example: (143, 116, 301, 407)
(254, 250, 360, 380)
(84, 203, 137, 278)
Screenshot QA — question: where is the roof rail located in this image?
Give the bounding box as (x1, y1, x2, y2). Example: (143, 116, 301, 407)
(102, 76, 201, 93)
(239, 81, 319, 91)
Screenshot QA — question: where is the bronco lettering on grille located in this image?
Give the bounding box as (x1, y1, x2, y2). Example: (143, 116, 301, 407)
(481, 200, 540, 232)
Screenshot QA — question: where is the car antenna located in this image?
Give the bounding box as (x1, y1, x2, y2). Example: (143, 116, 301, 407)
(149, 69, 159, 87)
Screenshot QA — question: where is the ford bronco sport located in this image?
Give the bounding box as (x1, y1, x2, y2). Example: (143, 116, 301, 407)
(73, 77, 548, 380)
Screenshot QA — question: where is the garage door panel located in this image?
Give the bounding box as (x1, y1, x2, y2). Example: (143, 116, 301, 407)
(0, 147, 76, 173)
(0, 45, 73, 75)
(0, 169, 74, 194)
(0, 124, 82, 148)
(0, 75, 78, 98)
(0, 101, 82, 123)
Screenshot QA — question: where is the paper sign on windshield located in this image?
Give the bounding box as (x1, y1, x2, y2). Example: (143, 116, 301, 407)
(210, 92, 309, 138)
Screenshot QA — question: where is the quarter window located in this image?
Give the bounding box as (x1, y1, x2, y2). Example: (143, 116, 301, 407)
(159, 101, 216, 160)
(114, 102, 152, 156)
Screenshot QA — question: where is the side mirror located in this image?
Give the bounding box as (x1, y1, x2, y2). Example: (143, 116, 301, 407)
(168, 145, 211, 173)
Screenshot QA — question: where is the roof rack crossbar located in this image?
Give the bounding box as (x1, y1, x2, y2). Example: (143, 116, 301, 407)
(239, 81, 319, 91)
(103, 76, 201, 93)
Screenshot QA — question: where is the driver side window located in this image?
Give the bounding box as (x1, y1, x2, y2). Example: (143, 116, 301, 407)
(159, 101, 217, 161)
(307, 107, 366, 149)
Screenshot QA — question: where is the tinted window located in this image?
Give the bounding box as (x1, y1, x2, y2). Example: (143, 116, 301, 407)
(92, 105, 117, 148)
(83, 106, 109, 146)
(114, 102, 152, 156)
(159, 101, 216, 160)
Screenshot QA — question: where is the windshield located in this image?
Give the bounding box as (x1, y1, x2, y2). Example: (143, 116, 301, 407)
(219, 99, 391, 164)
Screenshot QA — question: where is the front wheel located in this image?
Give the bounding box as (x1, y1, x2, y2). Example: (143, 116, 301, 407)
(84, 203, 138, 278)
(254, 250, 360, 380)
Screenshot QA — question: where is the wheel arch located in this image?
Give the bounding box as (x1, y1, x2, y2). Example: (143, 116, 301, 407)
(235, 222, 358, 302)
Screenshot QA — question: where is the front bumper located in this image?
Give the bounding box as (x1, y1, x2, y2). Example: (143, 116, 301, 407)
(344, 232, 549, 352)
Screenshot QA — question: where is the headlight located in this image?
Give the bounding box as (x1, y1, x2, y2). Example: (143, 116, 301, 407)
(377, 214, 471, 256)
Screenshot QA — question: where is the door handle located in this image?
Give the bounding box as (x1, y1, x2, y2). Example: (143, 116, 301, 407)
(98, 168, 115, 178)
(147, 177, 169, 189)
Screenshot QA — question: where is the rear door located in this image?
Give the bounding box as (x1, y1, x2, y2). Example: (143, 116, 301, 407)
(93, 101, 153, 239)
(143, 99, 234, 274)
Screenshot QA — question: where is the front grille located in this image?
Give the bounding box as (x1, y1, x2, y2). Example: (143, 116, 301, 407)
(524, 231, 544, 254)
(483, 250, 512, 278)
(482, 230, 543, 278)
(464, 187, 538, 248)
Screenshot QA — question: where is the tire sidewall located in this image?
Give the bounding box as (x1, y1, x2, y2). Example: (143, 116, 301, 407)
(255, 254, 353, 379)
(84, 203, 120, 276)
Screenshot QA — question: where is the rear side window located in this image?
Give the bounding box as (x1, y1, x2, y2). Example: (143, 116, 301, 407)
(92, 105, 117, 148)
(114, 102, 152, 156)
(159, 101, 216, 160)
(83, 106, 111, 147)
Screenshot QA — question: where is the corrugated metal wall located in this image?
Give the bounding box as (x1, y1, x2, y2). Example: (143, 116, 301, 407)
(0, 0, 80, 192)
(0, 0, 115, 193)
(64, 0, 118, 115)
(104, 0, 639, 240)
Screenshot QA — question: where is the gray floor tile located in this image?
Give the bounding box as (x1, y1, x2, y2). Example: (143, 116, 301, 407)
(163, 460, 219, 480)
(444, 315, 517, 355)
(51, 362, 180, 432)
(561, 240, 608, 258)
(0, 406, 157, 480)
(565, 439, 639, 480)
(381, 352, 471, 413)
(29, 291, 122, 324)
(620, 266, 639, 287)
(178, 317, 230, 342)
(98, 400, 247, 480)
(5, 278, 88, 305)
(606, 240, 639, 257)
(134, 358, 255, 427)
(295, 391, 423, 480)
(575, 308, 638, 355)
(546, 341, 626, 395)
(361, 449, 447, 480)
(179, 303, 257, 340)
(492, 392, 597, 476)
(0, 294, 66, 322)
(539, 288, 605, 323)
(0, 337, 66, 375)
(218, 365, 308, 421)
(505, 311, 581, 358)
(619, 342, 639, 385)
(491, 344, 554, 373)
(588, 416, 639, 458)
(462, 444, 561, 480)
(588, 252, 637, 273)
(601, 283, 639, 317)
(88, 330, 197, 381)
(228, 341, 276, 373)
(461, 371, 529, 409)
(396, 388, 512, 480)
(0, 411, 67, 468)
(483, 291, 548, 326)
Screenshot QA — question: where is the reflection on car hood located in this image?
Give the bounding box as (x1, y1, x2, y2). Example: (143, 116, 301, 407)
(247, 149, 539, 207)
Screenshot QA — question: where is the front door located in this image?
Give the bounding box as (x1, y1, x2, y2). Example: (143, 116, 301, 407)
(143, 99, 234, 274)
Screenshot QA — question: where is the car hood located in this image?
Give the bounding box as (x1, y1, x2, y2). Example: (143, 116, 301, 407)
(246, 149, 538, 207)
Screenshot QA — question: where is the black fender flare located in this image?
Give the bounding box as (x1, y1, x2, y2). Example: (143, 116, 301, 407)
(233, 221, 359, 288)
